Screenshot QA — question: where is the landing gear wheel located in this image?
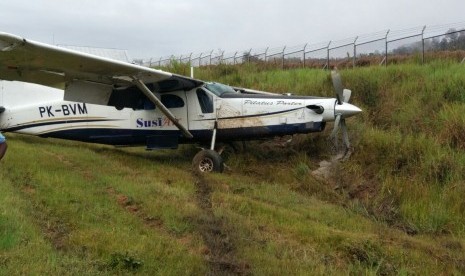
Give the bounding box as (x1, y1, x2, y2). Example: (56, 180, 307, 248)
(192, 149, 224, 173)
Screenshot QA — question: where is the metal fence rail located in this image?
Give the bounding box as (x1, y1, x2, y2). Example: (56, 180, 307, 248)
(140, 22, 465, 69)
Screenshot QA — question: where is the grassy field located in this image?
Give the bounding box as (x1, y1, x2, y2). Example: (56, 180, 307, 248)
(1, 61, 465, 275)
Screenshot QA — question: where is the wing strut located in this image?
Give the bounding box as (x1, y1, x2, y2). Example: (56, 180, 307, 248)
(132, 77, 193, 139)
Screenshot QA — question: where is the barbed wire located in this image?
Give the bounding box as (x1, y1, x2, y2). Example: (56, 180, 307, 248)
(139, 21, 465, 68)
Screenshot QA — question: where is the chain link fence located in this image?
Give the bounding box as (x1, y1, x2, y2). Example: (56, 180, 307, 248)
(138, 22, 465, 69)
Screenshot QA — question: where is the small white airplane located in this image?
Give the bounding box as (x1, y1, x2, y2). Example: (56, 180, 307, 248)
(0, 32, 361, 172)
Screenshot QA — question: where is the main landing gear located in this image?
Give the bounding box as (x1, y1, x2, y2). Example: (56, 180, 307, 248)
(192, 149, 224, 173)
(192, 121, 225, 173)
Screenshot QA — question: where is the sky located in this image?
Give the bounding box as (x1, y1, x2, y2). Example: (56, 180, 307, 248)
(0, 0, 464, 60)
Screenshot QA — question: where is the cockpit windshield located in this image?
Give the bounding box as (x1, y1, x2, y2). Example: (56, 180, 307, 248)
(203, 82, 237, 97)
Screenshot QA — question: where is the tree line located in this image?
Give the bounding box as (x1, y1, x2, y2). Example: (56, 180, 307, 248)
(393, 28, 465, 55)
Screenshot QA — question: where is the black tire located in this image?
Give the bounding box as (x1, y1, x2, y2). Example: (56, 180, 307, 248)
(192, 149, 224, 173)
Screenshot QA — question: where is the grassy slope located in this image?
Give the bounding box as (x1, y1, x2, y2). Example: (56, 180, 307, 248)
(0, 62, 464, 275)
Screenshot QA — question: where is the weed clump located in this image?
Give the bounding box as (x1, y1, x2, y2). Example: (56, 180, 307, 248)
(108, 252, 143, 271)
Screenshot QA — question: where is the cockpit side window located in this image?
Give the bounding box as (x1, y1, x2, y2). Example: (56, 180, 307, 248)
(204, 83, 237, 97)
(196, 88, 214, 113)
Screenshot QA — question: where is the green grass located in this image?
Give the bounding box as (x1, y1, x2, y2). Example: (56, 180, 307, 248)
(1, 61, 465, 274)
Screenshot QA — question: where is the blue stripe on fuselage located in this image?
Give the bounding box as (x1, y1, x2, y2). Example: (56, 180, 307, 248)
(38, 122, 325, 146)
(2, 119, 122, 132)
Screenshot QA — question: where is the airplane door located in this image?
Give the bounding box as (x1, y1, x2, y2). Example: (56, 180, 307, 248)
(130, 91, 188, 130)
(129, 91, 188, 149)
(186, 87, 216, 131)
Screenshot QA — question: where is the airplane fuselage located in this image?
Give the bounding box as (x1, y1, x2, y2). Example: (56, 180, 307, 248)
(0, 85, 345, 149)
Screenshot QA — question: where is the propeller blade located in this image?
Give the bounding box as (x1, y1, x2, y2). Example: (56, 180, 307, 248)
(331, 70, 344, 105)
(329, 115, 352, 154)
(342, 89, 352, 103)
(341, 118, 350, 149)
(331, 114, 341, 138)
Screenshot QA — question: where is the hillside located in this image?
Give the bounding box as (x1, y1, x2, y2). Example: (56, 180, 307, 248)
(1, 62, 465, 275)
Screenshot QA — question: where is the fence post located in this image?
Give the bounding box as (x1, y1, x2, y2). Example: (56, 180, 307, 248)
(303, 43, 307, 68)
(326, 41, 332, 70)
(421, 25, 426, 64)
(353, 36, 358, 68)
(281, 46, 286, 69)
(384, 30, 390, 66)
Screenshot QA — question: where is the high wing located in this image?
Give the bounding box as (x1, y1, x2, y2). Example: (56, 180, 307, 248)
(0, 32, 202, 89)
(0, 32, 201, 138)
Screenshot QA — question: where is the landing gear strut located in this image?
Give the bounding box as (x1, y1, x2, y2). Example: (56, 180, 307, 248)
(192, 121, 225, 173)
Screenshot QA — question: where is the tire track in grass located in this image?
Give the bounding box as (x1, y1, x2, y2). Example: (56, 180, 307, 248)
(107, 187, 165, 228)
(106, 187, 200, 255)
(2, 156, 72, 252)
(192, 172, 250, 276)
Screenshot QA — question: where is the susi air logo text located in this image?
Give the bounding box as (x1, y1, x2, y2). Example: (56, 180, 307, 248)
(136, 117, 177, 128)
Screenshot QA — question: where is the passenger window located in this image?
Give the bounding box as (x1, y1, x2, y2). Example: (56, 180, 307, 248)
(133, 96, 155, 110)
(196, 89, 213, 113)
(143, 99, 155, 110)
(161, 94, 185, 108)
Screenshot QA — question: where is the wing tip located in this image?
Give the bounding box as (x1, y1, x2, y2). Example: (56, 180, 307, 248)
(0, 32, 25, 51)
